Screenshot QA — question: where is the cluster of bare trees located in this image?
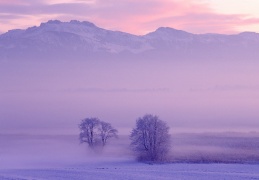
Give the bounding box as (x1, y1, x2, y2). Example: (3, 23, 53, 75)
(79, 118, 118, 148)
(79, 114, 171, 162)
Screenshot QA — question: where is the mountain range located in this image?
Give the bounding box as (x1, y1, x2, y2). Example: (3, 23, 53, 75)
(0, 20, 259, 60)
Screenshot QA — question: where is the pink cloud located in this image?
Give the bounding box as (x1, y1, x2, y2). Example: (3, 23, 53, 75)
(0, 0, 259, 34)
(87, 0, 259, 34)
(86, 0, 214, 34)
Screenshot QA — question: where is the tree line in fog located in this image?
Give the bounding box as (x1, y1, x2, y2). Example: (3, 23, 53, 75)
(79, 114, 171, 162)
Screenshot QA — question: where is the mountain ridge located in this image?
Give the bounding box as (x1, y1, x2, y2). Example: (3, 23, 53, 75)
(1, 20, 259, 60)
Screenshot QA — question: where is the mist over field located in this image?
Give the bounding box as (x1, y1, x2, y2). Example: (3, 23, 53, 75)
(1, 58, 259, 134)
(1, 132, 259, 170)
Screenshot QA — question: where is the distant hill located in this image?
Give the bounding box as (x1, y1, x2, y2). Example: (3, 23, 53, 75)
(0, 20, 259, 60)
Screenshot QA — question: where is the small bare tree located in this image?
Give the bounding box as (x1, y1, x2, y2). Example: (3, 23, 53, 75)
(99, 121, 118, 146)
(130, 114, 171, 162)
(79, 117, 100, 147)
(79, 117, 118, 149)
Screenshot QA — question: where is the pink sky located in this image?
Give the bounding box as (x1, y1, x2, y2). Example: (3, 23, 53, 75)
(0, 0, 259, 34)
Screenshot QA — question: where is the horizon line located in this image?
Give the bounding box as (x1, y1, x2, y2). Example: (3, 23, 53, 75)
(1, 19, 258, 36)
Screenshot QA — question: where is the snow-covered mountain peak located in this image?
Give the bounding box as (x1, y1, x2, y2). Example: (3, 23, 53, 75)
(237, 31, 259, 41)
(155, 27, 187, 33)
(238, 31, 258, 36)
(145, 27, 193, 41)
(39, 20, 63, 28)
(1, 20, 259, 60)
(45, 20, 62, 25)
(70, 20, 96, 27)
(145, 27, 195, 42)
(38, 20, 99, 33)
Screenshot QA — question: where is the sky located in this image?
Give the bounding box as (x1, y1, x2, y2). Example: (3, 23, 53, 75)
(1, 0, 259, 35)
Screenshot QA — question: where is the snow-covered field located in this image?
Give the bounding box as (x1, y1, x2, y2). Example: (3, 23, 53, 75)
(0, 133, 259, 179)
(0, 159, 259, 180)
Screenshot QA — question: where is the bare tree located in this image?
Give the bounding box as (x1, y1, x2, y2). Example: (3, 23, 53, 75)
(79, 117, 100, 147)
(130, 114, 171, 162)
(79, 117, 118, 149)
(99, 121, 118, 146)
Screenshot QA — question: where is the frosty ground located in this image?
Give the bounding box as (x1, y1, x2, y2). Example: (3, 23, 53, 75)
(0, 159, 259, 180)
(0, 133, 259, 179)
